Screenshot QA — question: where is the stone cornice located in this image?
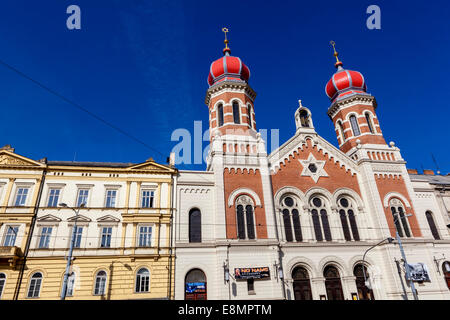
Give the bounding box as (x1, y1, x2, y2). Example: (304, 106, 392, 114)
(205, 81, 257, 106)
(327, 94, 377, 119)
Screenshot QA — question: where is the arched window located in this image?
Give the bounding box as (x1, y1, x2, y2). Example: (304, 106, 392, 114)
(235, 195, 256, 240)
(217, 104, 224, 127)
(280, 196, 302, 242)
(247, 105, 252, 127)
(299, 110, 310, 127)
(232, 101, 240, 124)
(337, 121, 345, 143)
(292, 266, 312, 300)
(443, 261, 450, 290)
(135, 268, 150, 293)
(389, 198, 411, 238)
(349, 115, 361, 136)
(94, 270, 107, 296)
(310, 197, 332, 241)
(189, 208, 202, 243)
(67, 272, 76, 297)
(425, 211, 440, 240)
(365, 113, 374, 134)
(27, 272, 43, 298)
(354, 264, 374, 300)
(324, 265, 344, 300)
(185, 269, 207, 300)
(338, 197, 360, 241)
(0, 273, 6, 299)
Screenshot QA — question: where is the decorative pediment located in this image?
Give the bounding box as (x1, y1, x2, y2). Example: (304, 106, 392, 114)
(67, 214, 92, 222)
(127, 159, 175, 172)
(97, 215, 120, 223)
(0, 150, 45, 168)
(37, 214, 62, 222)
(269, 133, 359, 176)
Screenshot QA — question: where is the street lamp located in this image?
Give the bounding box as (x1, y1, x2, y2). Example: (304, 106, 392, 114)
(362, 237, 394, 290)
(392, 213, 419, 300)
(59, 202, 85, 300)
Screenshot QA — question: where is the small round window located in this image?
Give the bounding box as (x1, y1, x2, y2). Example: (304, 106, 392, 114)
(284, 197, 294, 207)
(308, 164, 317, 173)
(312, 198, 322, 207)
(339, 198, 349, 208)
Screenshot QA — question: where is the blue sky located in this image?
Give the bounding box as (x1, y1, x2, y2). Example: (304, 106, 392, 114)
(0, 0, 449, 173)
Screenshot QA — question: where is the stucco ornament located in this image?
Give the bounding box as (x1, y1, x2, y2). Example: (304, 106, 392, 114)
(299, 153, 328, 183)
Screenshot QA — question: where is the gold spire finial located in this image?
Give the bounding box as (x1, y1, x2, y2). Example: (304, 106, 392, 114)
(222, 27, 229, 48)
(330, 40, 343, 68)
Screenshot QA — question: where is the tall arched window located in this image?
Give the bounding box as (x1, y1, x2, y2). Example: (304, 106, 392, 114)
(338, 197, 360, 241)
(443, 261, 450, 290)
(425, 211, 440, 240)
(310, 197, 332, 241)
(247, 105, 252, 127)
(299, 110, 310, 127)
(67, 272, 76, 296)
(94, 270, 107, 296)
(354, 264, 374, 300)
(27, 272, 43, 298)
(217, 104, 224, 127)
(185, 269, 207, 300)
(365, 112, 374, 133)
(324, 265, 344, 300)
(292, 266, 312, 300)
(235, 195, 256, 240)
(135, 268, 150, 293)
(337, 121, 345, 143)
(0, 273, 6, 299)
(280, 196, 302, 242)
(349, 115, 361, 136)
(189, 208, 202, 243)
(389, 198, 411, 238)
(232, 101, 240, 124)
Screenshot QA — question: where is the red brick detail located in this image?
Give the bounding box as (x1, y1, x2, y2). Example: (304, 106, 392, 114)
(223, 168, 268, 239)
(331, 104, 386, 152)
(374, 175, 422, 237)
(271, 139, 361, 199)
(208, 91, 255, 142)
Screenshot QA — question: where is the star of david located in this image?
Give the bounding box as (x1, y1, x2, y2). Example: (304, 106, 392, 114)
(299, 153, 328, 183)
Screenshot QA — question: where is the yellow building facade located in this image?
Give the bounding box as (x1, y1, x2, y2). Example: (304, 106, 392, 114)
(0, 145, 177, 300)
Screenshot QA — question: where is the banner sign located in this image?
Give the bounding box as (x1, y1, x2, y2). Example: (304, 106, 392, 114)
(234, 267, 270, 280)
(407, 263, 430, 282)
(185, 282, 206, 293)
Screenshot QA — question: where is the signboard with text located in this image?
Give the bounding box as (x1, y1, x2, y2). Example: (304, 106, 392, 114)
(234, 267, 270, 280)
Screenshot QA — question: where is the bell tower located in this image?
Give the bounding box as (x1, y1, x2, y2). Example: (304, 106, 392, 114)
(325, 41, 386, 154)
(205, 28, 277, 242)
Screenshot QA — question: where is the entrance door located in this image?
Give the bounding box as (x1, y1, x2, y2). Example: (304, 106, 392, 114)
(324, 265, 344, 300)
(292, 266, 312, 300)
(185, 269, 207, 300)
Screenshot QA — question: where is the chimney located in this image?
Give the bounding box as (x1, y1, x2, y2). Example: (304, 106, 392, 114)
(407, 169, 418, 174)
(169, 152, 175, 166)
(423, 169, 435, 175)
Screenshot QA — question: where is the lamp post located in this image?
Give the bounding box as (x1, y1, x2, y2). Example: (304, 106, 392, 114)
(59, 202, 85, 300)
(362, 237, 394, 291)
(393, 214, 419, 300)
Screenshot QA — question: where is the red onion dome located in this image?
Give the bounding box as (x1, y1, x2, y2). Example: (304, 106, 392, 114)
(208, 50, 250, 87)
(325, 65, 367, 101)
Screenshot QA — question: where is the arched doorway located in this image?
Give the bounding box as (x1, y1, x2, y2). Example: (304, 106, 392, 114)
(443, 261, 450, 290)
(324, 265, 344, 300)
(185, 269, 207, 300)
(354, 264, 375, 300)
(292, 266, 312, 300)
